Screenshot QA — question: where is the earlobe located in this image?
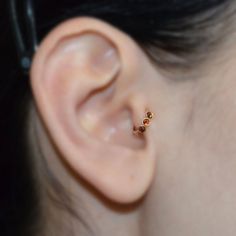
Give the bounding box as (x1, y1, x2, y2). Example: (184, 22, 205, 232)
(30, 17, 156, 203)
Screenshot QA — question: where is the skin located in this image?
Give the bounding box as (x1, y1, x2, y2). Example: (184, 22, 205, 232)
(28, 17, 236, 236)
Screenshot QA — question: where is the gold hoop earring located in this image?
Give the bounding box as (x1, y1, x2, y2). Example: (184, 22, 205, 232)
(133, 111, 154, 136)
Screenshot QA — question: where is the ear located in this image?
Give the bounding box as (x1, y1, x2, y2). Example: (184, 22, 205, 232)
(30, 17, 157, 203)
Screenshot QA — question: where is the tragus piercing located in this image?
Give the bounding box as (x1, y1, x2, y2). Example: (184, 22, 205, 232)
(133, 111, 154, 136)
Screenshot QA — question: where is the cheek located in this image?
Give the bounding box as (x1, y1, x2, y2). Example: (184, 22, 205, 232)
(190, 88, 236, 157)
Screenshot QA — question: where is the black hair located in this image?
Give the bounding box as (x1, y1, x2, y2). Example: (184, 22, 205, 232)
(0, 0, 235, 235)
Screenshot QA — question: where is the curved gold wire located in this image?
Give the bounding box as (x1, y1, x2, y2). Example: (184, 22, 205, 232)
(133, 111, 154, 136)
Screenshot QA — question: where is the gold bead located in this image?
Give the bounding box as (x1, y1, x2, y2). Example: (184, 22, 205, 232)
(146, 112, 154, 119)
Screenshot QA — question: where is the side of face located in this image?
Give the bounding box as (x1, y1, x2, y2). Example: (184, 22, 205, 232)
(30, 16, 236, 233)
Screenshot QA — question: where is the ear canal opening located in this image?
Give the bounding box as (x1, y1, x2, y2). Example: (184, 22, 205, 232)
(98, 107, 147, 150)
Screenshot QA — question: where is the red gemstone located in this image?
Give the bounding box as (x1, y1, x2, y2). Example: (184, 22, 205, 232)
(143, 118, 150, 126)
(139, 126, 146, 133)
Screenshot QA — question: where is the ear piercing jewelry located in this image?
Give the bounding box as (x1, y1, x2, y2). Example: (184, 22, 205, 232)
(133, 111, 154, 136)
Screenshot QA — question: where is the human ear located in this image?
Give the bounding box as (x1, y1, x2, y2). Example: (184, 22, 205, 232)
(30, 17, 157, 203)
